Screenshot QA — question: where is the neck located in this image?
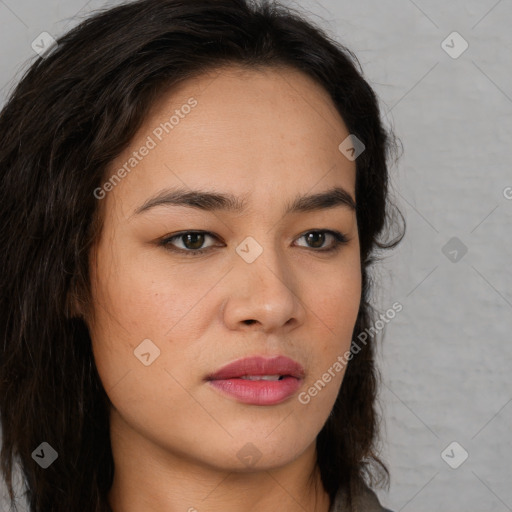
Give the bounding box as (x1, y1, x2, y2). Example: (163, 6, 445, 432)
(107, 409, 332, 512)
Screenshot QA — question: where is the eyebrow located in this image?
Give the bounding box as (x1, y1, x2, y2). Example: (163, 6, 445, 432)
(133, 185, 356, 216)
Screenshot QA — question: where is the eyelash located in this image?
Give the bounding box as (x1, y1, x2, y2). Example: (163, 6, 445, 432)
(158, 230, 349, 257)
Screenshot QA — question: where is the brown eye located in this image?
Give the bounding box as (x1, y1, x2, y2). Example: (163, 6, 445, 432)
(295, 230, 349, 252)
(180, 232, 207, 250)
(159, 231, 219, 255)
(304, 231, 326, 248)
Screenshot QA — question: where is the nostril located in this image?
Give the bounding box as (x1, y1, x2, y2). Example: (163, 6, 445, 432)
(244, 319, 257, 325)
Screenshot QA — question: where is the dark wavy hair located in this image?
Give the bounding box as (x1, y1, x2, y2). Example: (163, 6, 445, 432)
(0, 0, 405, 510)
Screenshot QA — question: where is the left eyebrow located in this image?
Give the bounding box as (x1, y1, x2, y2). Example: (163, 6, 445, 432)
(132, 185, 356, 216)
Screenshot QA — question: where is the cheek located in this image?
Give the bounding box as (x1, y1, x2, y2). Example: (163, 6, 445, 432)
(299, 258, 361, 411)
(87, 243, 215, 396)
(89, 239, 199, 334)
(308, 257, 362, 345)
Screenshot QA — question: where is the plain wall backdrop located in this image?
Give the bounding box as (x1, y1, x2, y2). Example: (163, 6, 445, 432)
(1, 0, 511, 511)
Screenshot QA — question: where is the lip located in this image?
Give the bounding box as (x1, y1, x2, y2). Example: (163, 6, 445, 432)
(207, 355, 305, 380)
(206, 355, 305, 406)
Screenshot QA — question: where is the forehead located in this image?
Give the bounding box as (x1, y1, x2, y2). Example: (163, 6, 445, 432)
(102, 65, 356, 218)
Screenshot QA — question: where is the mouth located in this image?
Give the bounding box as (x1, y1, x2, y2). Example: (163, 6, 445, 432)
(206, 355, 305, 406)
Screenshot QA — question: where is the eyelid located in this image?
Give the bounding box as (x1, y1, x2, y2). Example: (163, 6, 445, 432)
(158, 229, 349, 256)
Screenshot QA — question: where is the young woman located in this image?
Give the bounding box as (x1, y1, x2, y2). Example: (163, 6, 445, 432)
(0, 1, 404, 511)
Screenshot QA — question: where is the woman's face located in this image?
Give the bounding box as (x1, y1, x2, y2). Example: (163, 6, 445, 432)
(88, 65, 361, 473)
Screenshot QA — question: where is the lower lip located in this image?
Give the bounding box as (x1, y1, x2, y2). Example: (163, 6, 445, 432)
(208, 377, 302, 405)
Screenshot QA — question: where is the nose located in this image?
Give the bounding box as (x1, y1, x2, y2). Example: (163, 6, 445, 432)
(222, 246, 305, 333)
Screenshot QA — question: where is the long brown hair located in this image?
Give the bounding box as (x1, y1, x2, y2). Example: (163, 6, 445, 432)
(0, 1, 405, 510)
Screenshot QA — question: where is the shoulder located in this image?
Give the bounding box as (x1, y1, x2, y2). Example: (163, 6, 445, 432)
(359, 485, 394, 512)
(330, 483, 395, 512)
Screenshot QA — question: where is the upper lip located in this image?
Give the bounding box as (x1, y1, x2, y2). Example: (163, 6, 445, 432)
(207, 355, 305, 380)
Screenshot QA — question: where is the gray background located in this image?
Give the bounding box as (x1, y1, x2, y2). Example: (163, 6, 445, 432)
(1, 0, 511, 511)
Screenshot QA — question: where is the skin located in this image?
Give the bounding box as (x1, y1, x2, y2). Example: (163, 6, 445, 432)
(86, 65, 361, 512)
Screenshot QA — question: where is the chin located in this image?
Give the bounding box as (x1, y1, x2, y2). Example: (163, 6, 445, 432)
(195, 431, 315, 472)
